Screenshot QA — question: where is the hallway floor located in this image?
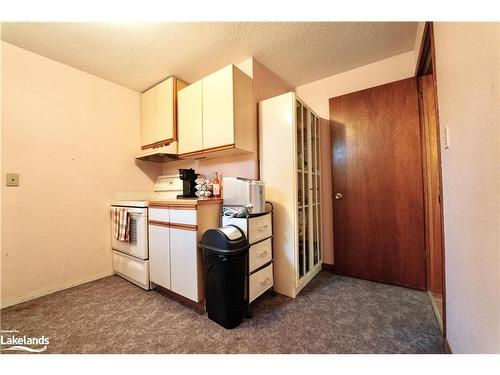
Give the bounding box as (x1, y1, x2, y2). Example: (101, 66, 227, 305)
(0, 272, 443, 354)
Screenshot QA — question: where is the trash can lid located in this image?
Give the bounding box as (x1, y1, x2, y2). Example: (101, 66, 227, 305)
(199, 225, 249, 254)
(218, 226, 243, 240)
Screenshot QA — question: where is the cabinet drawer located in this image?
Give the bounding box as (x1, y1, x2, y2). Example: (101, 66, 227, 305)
(149, 208, 169, 222)
(169, 209, 197, 225)
(249, 238, 272, 273)
(249, 263, 273, 303)
(248, 214, 272, 243)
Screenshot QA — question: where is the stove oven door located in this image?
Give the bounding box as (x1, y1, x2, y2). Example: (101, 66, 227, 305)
(110, 207, 148, 259)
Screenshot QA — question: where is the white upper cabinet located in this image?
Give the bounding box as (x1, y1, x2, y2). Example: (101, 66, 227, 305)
(140, 87, 156, 148)
(140, 77, 187, 150)
(178, 80, 203, 155)
(155, 78, 175, 143)
(202, 65, 235, 150)
(177, 64, 254, 159)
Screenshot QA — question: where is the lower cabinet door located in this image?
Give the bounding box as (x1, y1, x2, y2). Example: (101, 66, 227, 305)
(170, 228, 201, 302)
(149, 224, 170, 289)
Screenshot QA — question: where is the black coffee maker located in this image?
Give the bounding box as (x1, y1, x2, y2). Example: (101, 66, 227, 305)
(177, 168, 198, 198)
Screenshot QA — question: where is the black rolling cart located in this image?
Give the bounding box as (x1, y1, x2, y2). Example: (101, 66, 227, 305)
(221, 202, 275, 318)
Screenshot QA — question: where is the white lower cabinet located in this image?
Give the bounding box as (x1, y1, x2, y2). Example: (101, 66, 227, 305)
(149, 224, 170, 289)
(148, 201, 220, 306)
(170, 228, 202, 302)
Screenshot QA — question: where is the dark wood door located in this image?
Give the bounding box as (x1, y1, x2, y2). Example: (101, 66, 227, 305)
(330, 77, 425, 290)
(419, 74, 443, 295)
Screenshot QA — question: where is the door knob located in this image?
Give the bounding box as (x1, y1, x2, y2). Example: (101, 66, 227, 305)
(334, 193, 343, 200)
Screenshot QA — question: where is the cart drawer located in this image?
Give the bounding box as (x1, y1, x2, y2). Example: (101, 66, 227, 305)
(249, 263, 273, 302)
(249, 238, 272, 272)
(222, 212, 272, 244)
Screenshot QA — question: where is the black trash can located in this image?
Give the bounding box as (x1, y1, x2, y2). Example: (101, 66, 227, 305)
(200, 225, 249, 329)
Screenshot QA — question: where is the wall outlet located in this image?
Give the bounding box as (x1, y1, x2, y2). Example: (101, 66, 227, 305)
(6, 173, 19, 187)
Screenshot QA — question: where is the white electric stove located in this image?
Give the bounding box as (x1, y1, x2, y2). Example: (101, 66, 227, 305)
(111, 175, 183, 290)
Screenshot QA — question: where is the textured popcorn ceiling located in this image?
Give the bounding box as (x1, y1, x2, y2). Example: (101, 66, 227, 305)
(1, 22, 418, 92)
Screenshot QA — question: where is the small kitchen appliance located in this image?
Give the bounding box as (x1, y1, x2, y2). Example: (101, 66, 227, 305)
(222, 177, 266, 214)
(177, 168, 198, 198)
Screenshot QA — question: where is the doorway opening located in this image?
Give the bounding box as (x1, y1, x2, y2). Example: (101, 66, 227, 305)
(329, 21, 446, 347)
(416, 22, 446, 336)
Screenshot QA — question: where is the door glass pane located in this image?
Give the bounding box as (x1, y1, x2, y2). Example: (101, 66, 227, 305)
(316, 117, 322, 262)
(311, 114, 317, 174)
(303, 107, 309, 207)
(317, 203, 322, 262)
(313, 202, 318, 265)
(296, 102, 303, 172)
(298, 207, 305, 278)
(305, 205, 310, 273)
(303, 107, 309, 173)
(296, 101, 305, 279)
(315, 118, 321, 203)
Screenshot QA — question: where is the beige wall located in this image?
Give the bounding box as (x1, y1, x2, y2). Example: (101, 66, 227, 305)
(1, 42, 162, 307)
(434, 22, 500, 353)
(296, 51, 415, 119)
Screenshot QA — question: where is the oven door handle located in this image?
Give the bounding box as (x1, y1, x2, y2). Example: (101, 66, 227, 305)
(110, 208, 146, 216)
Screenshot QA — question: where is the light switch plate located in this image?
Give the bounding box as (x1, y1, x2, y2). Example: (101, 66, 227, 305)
(6, 173, 19, 187)
(443, 125, 450, 149)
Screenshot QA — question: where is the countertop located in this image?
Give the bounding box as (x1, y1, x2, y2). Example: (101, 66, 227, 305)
(148, 197, 222, 208)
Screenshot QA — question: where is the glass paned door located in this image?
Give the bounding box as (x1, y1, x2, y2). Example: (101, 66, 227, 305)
(296, 101, 305, 279)
(311, 114, 319, 265)
(303, 105, 311, 274)
(297, 99, 322, 285)
(316, 117, 322, 263)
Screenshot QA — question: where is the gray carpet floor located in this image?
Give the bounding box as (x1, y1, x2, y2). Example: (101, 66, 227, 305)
(1, 272, 443, 354)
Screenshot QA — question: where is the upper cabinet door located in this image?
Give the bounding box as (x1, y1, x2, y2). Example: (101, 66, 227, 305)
(178, 80, 203, 155)
(202, 65, 235, 150)
(140, 87, 156, 148)
(155, 78, 174, 143)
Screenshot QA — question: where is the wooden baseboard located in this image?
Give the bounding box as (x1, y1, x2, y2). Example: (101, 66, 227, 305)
(444, 337, 453, 354)
(156, 285, 205, 315)
(428, 291, 443, 333)
(322, 263, 335, 273)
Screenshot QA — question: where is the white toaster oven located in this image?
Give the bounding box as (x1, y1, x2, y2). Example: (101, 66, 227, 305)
(222, 177, 266, 214)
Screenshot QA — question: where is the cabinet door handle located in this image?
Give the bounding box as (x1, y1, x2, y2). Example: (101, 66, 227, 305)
(260, 277, 270, 285)
(257, 250, 268, 258)
(257, 225, 269, 232)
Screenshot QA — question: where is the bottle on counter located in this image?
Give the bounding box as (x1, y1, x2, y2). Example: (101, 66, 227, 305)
(212, 172, 221, 198)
